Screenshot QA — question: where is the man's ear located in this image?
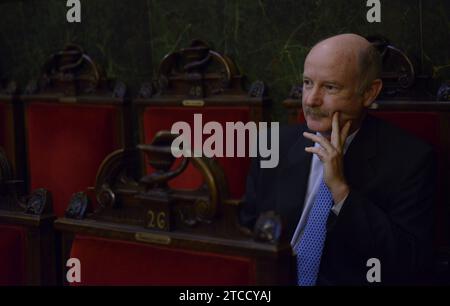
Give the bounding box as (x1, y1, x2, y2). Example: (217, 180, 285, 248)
(362, 79, 383, 107)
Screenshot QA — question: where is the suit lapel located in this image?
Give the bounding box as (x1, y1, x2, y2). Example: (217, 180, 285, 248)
(344, 115, 378, 191)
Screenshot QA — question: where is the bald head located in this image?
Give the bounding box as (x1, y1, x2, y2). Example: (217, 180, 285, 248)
(302, 34, 383, 134)
(313, 33, 370, 50)
(307, 34, 382, 95)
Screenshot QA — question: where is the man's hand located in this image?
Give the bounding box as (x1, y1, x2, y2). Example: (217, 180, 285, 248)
(303, 112, 351, 204)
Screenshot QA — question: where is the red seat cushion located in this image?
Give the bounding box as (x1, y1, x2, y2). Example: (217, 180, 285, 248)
(143, 107, 252, 199)
(0, 225, 26, 285)
(70, 235, 255, 285)
(26, 102, 121, 217)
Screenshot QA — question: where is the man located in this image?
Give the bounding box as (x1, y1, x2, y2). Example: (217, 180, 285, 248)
(240, 34, 436, 285)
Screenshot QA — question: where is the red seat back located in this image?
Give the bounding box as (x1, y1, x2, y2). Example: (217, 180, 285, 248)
(138, 41, 268, 201)
(26, 102, 121, 217)
(142, 106, 252, 198)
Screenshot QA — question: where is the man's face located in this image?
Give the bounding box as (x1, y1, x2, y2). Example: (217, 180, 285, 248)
(302, 47, 366, 135)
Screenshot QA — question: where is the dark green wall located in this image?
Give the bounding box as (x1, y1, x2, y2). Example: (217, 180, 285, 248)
(1, 0, 449, 122)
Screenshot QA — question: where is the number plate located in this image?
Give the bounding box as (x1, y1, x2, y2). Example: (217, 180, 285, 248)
(145, 207, 171, 231)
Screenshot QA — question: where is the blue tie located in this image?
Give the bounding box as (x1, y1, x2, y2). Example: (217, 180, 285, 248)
(296, 180, 333, 286)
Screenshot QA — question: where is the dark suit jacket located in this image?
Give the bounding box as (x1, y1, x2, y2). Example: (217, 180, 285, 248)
(240, 114, 436, 285)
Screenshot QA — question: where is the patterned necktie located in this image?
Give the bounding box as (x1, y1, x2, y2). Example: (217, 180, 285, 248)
(296, 180, 333, 286)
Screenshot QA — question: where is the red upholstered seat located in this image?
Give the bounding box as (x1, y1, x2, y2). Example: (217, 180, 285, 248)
(26, 102, 121, 217)
(143, 107, 252, 199)
(0, 225, 26, 285)
(69, 235, 255, 286)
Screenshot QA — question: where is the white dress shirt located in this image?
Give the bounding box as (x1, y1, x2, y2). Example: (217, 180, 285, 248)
(290, 129, 359, 252)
